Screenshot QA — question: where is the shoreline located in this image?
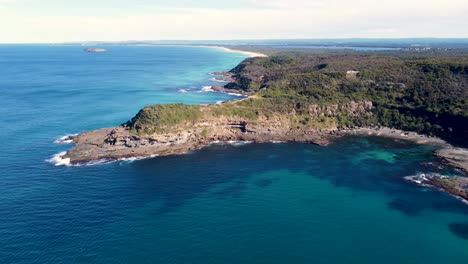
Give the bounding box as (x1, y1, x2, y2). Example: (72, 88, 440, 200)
(59, 125, 461, 168)
(209, 46, 268, 58)
(57, 125, 468, 203)
(405, 173, 468, 203)
(72, 43, 269, 58)
(338, 127, 448, 146)
(339, 127, 468, 172)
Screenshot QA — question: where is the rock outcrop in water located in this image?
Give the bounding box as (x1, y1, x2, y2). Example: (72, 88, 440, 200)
(84, 48, 107, 53)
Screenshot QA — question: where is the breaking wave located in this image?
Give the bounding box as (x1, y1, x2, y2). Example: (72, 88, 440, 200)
(47, 152, 71, 166)
(201, 86, 214, 92)
(210, 77, 228, 83)
(54, 134, 78, 144)
(47, 152, 159, 167)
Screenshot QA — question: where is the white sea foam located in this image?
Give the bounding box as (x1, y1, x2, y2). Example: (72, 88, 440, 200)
(85, 159, 114, 166)
(81, 154, 160, 166)
(54, 134, 78, 144)
(404, 173, 468, 205)
(227, 92, 245, 97)
(209, 140, 252, 146)
(271, 141, 286, 144)
(47, 152, 112, 167)
(227, 141, 253, 146)
(454, 196, 468, 205)
(178, 89, 189, 93)
(201, 86, 214, 92)
(120, 154, 159, 163)
(47, 151, 161, 167)
(216, 101, 224, 104)
(404, 172, 434, 186)
(47, 152, 71, 166)
(210, 77, 228, 83)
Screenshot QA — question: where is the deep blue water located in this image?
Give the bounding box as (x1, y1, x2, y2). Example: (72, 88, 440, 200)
(1, 45, 467, 264)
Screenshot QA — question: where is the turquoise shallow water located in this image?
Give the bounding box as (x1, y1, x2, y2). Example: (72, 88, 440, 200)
(0, 45, 467, 264)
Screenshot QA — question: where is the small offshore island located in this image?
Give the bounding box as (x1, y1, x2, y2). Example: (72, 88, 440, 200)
(63, 48, 468, 202)
(84, 48, 107, 53)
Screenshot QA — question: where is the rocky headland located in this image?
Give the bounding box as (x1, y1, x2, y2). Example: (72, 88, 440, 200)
(64, 100, 370, 164)
(60, 51, 468, 202)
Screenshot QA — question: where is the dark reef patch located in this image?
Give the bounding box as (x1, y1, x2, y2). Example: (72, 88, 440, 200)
(213, 181, 247, 198)
(449, 222, 468, 240)
(387, 198, 423, 216)
(254, 178, 278, 188)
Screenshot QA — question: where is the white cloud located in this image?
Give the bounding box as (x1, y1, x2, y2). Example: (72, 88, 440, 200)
(0, 0, 467, 43)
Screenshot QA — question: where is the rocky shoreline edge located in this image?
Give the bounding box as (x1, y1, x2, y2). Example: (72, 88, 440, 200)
(347, 128, 468, 202)
(57, 123, 468, 202)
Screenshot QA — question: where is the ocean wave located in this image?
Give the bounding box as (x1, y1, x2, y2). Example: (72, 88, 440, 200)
(228, 141, 252, 146)
(404, 173, 468, 205)
(84, 159, 115, 166)
(209, 140, 252, 146)
(201, 86, 214, 92)
(227, 92, 245, 97)
(210, 77, 228, 83)
(178, 89, 189, 93)
(47, 152, 112, 167)
(404, 172, 438, 186)
(120, 154, 159, 163)
(47, 152, 72, 166)
(54, 134, 78, 144)
(457, 196, 468, 205)
(48, 152, 160, 167)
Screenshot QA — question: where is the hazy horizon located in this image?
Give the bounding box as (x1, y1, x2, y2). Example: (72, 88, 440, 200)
(1, 0, 467, 43)
(2, 38, 468, 45)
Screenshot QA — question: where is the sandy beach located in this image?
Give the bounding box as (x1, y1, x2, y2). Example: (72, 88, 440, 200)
(210, 46, 268, 58)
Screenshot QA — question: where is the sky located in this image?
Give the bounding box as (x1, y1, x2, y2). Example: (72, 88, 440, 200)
(0, 0, 467, 43)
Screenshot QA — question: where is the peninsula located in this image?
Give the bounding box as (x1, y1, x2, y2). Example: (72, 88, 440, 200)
(63, 49, 468, 201)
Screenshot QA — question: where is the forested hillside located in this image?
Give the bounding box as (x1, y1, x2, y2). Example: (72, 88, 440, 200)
(225, 52, 468, 145)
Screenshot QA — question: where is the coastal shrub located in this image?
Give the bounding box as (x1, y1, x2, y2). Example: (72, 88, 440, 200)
(130, 104, 202, 133)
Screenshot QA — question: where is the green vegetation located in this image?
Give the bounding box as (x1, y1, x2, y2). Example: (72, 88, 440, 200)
(129, 50, 467, 146)
(200, 127, 209, 138)
(128, 104, 202, 134)
(227, 52, 468, 144)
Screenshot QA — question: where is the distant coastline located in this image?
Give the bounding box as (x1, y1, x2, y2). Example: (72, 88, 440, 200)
(113, 43, 269, 58)
(208, 46, 268, 58)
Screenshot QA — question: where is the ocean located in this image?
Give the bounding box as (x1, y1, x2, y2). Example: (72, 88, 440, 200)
(0, 45, 467, 264)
